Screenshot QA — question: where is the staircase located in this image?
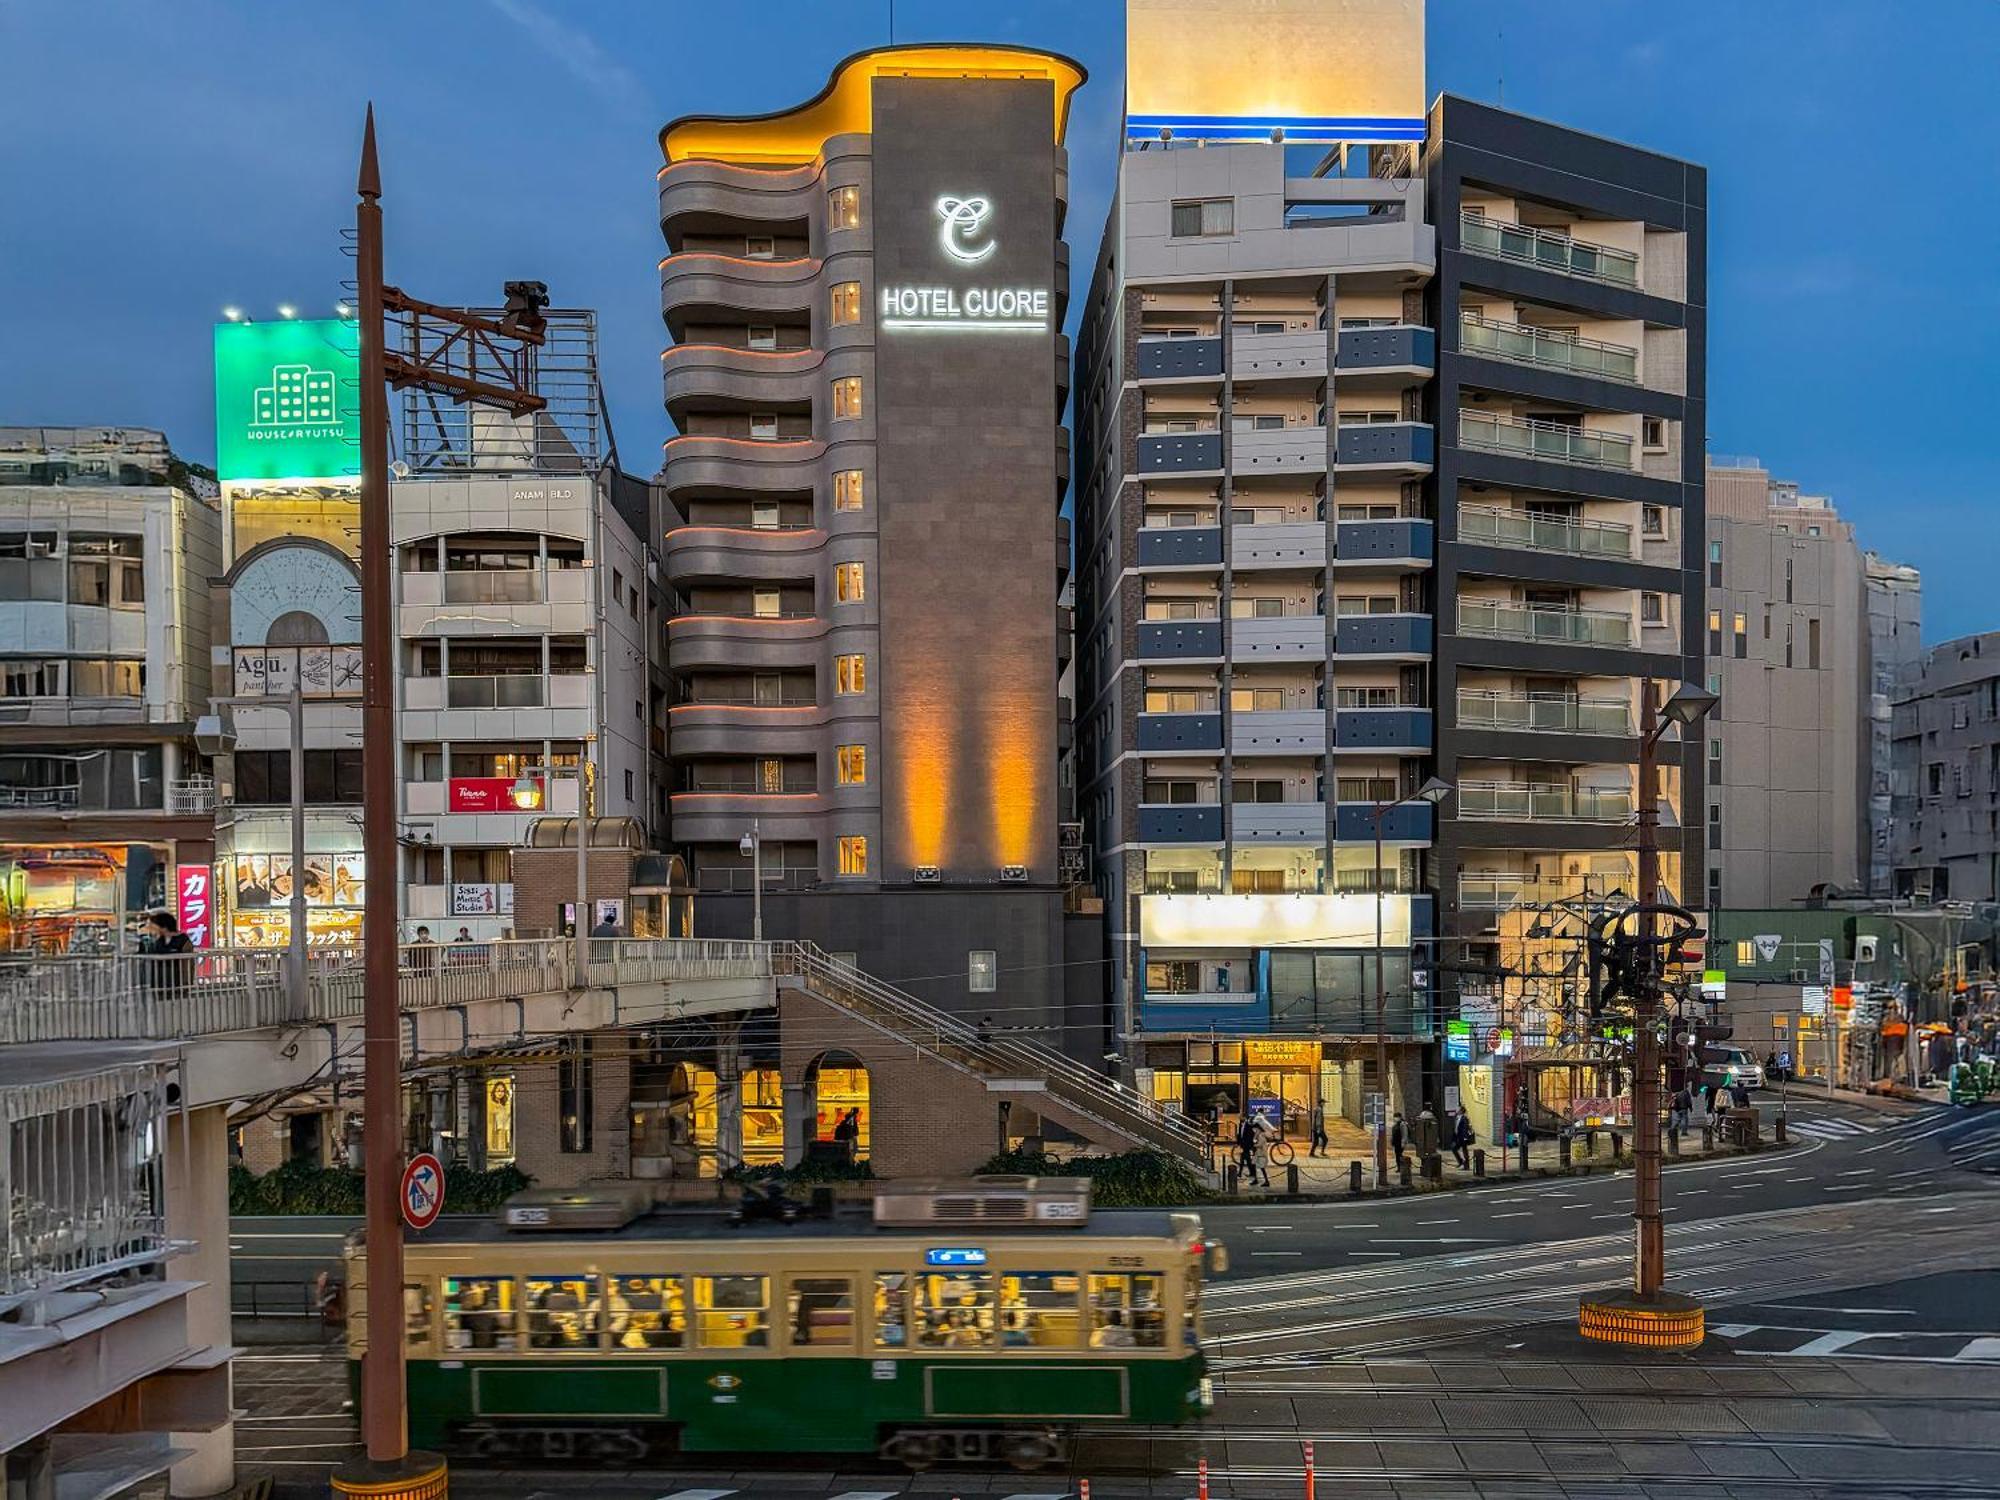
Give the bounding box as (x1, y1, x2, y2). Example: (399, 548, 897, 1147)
(774, 941, 1211, 1169)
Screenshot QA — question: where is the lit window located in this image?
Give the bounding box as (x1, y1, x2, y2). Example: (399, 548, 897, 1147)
(831, 377, 863, 421)
(749, 413, 778, 439)
(834, 654, 866, 695)
(832, 469, 865, 511)
(1642, 505, 1665, 536)
(828, 185, 861, 232)
(969, 951, 997, 993)
(830, 282, 862, 327)
(837, 835, 868, 877)
(835, 561, 865, 603)
(1642, 416, 1667, 451)
(747, 325, 777, 351)
(753, 589, 781, 619)
(836, 744, 866, 785)
(1641, 593, 1664, 624)
(751, 501, 780, 530)
(745, 236, 775, 259)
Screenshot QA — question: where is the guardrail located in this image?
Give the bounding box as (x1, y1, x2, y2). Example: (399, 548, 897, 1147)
(0, 938, 782, 1044)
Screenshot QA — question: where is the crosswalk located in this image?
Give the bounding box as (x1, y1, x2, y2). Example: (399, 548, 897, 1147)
(1782, 1113, 1885, 1142)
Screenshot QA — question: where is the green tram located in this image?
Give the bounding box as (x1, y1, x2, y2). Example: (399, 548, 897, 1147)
(346, 1178, 1222, 1467)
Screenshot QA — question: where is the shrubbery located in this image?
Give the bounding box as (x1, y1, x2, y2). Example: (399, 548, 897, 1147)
(976, 1148, 1210, 1206)
(724, 1157, 876, 1185)
(228, 1158, 532, 1215)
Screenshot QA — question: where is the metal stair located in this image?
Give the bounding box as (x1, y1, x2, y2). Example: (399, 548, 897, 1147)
(774, 941, 1210, 1167)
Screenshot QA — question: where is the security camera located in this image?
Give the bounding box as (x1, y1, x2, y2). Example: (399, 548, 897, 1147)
(390, 460, 411, 479)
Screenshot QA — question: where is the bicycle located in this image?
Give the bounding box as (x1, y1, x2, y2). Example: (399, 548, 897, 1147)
(1266, 1137, 1296, 1167)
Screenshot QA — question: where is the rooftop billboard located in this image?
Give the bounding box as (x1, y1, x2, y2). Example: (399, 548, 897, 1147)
(213, 318, 360, 483)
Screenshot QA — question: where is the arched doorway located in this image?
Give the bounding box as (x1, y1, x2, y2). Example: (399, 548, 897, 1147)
(806, 1050, 870, 1161)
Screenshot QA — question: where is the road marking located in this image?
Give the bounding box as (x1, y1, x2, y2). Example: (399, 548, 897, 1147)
(1346, 1250, 1402, 1257)
(1417, 1218, 1459, 1225)
(1491, 1211, 1531, 1219)
(1756, 1304, 1915, 1316)
(1490, 1196, 1529, 1203)
(1789, 1330, 1875, 1356)
(1888, 1168, 1930, 1179)
(828, 1492, 901, 1500)
(1679, 1189, 1710, 1196)
(1251, 1250, 1303, 1257)
(657, 1490, 738, 1500)
(1590, 1213, 1625, 1220)
(1247, 1225, 1295, 1232)
(1784, 1176, 1815, 1183)
(1836, 1168, 1877, 1176)
(1823, 1183, 1873, 1192)
(1368, 1237, 1504, 1245)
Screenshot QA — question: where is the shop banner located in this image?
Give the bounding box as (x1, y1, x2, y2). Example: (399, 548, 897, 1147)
(175, 865, 214, 949)
(449, 778, 524, 813)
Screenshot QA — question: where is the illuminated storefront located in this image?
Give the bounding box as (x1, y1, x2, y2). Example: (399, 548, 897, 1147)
(0, 842, 171, 954)
(219, 811, 366, 948)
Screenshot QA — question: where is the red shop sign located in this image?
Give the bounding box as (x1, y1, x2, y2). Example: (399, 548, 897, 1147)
(176, 865, 214, 949)
(448, 777, 526, 813)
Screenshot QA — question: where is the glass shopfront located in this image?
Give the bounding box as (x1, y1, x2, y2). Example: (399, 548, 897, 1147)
(1150, 1038, 1337, 1144)
(0, 841, 170, 954)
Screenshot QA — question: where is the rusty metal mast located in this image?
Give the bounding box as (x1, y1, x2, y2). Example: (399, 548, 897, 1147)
(352, 103, 547, 1472)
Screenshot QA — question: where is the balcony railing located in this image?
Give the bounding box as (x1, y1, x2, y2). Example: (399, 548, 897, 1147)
(442, 570, 543, 605)
(1459, 872, 1616, 910)
(1457, 690, 1632, 736)
(1458, 502, 1633, 559)
(1459, 599, 1633, 648)
(1459, 313, 1638, 383)
(1459, 212, 1640, 288)
(1458, 412, 1634, 471)
(444, 673, 546, 709)
(678, 695, 818, 708)
(680, 780, 819, 796)
(1458, 780, 1634, 823)
(693, 868, 820, 893)
(1143, 873, 1224, 894)
(167, 776, 216, 815)
(0, 785, 81, 809)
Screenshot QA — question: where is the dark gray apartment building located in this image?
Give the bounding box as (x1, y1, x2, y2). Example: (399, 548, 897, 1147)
(1891, 633, 2000, 902)
(655, 45, 1100, 1034)
(1073, 90, 1706, 1135)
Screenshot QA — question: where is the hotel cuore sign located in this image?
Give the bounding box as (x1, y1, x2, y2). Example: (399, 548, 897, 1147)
(879, 195, 1051, 334)
(213, 318, 361, 483)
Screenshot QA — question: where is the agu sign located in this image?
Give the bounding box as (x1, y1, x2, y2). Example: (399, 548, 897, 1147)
(214, 318, 361, 482)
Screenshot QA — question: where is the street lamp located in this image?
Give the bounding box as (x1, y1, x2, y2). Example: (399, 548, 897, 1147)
(511, 758, 591, 982)
(1628, 680, 1716, 1303)
(739, 820, 763, 941)
(1373, 775, 1452, 1186)
(200, 686, 308, 1016)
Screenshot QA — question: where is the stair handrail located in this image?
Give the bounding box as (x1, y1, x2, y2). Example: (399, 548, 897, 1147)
(776, 941, 1207, 1156)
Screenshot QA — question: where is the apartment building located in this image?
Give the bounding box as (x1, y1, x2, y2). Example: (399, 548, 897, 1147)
(1701, 458, 1868, 908)
(0, 427, 221, 954)
(656, 45, 1100, 1034)
(1865, 551, 1922, 896)
(1075, 0, 1706, 1134)
(1891, 632, 2000, 902)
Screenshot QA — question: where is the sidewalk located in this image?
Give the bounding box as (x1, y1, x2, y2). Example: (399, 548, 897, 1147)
(1218, 1114, 1784, 1199)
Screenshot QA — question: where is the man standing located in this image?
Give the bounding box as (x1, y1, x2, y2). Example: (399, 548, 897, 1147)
(1451, 1107, 1474, 1169)
(1307, 1099, 1329, 1158)
(1389, 1111, 1408, 1174)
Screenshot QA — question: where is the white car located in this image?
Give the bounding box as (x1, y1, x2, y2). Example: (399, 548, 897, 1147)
(1701, 1046, 1766, 1092)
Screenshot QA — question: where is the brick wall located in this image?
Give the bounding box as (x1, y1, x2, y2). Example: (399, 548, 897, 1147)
(508, 847, 637, 937)
(509, 1039, 633, 1188)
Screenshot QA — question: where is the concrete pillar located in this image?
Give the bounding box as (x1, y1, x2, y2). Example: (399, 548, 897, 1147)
(165, 1104, 234, 1497)
(715, 1024, 744, 1173)
(782, 1078, 817, 1168)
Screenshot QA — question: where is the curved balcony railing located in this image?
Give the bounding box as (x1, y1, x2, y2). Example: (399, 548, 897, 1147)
(1459, 312, 1638, 383)
(1459, 411, 1634, 471)
(1458, 502, 1633, 559)
(1459, 212, 1639, 288)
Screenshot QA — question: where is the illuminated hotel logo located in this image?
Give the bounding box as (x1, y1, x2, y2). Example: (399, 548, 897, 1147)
(881, 193, 1047, 333)
(935, 195, 996, 264)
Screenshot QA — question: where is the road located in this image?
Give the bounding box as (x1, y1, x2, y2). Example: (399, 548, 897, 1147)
(230, 1092, 2000, 1499)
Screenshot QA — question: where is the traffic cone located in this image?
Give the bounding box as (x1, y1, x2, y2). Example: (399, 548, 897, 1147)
(1198, 1455, 1209, 1500)
(1303, 1440, 1315, 1500)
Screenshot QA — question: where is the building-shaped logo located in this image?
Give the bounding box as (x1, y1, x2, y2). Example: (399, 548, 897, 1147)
(251, 364, 338, 428)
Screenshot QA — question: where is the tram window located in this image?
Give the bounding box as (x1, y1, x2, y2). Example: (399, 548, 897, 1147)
(606, 1275, 686, 1350)
(442, 1276, 517, 1351)
(405, 1283, 432, 1349)
(787, 1276, 855, 1349)
(694, 1275, 770, 1348)
(999, 1271, 1080, 1348)
(525, 1274, 601, 1350)
(1088, 1272, 1167, 1348)
(916, 1271, 995, 1349)
(873, 1272, 910, 1348)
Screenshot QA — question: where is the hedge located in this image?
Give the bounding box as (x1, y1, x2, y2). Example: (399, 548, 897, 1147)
(228, 1159, 532, 1216)
(976, 1148, 1211, 1206)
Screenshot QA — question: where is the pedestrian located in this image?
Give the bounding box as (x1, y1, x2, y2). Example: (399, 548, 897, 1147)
(1233, 1112, 1257, 1180)
(138, 911, 192, 997)
(1702, 1079, 1723, 1125)
(1307, 1100, 1329, 1158)
(1670, 1084, 1692, 1135)
(411, 924, 437, 976)
(1451, 1107, 1474, 1169)
(1389, 1111, 1408, 1173)
(1730, 1076, 1750, 1110)
(1245, 1111, 1274, 1187)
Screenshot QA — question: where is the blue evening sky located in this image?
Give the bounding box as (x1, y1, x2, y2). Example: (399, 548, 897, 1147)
(1, 1, 1991, 636)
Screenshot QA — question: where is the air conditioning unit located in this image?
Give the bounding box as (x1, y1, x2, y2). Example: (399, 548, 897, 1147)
(873, 1176, 1091, 1229)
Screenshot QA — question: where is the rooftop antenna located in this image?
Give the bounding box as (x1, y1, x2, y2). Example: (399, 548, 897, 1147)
(889, 0, 895, 44)
(1497, 25, 1505, 106)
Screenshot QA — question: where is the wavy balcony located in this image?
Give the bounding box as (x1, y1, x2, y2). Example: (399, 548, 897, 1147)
(666, 700, 828, 759)
(662, 524, 827, 587)
(665, 613, 826, 672)
(662, 344, 825, 423)
(657, 159, 820, 248)
(670, 792, 836, 845)
(659, 253, 820, 339)
(660, 434, 828, 498)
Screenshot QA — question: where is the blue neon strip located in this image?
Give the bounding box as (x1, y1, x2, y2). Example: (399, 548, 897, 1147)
(1126, 113, 1427, 142)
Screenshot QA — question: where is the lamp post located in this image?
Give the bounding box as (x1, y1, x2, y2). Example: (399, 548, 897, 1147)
(1372, 775, 1452, 1186)
(1629, 679, 1717, 1301)
(511, 759, 591, 982)
(740, 820, 763, 941)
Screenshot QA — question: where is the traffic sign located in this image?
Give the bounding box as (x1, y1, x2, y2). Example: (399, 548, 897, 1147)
(401, 1152, 445, 1231)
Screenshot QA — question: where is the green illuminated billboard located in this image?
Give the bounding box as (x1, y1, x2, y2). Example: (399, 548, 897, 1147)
(213, 318, 361, 483)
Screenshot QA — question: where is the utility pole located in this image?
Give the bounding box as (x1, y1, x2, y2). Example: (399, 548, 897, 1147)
(338, 104, 547, 1500)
